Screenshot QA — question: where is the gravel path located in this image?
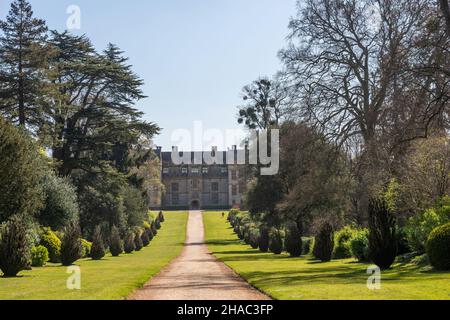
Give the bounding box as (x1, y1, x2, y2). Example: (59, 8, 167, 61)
(130, 211, 270, 300)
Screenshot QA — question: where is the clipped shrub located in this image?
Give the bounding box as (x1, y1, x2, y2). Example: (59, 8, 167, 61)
(40, 228, 61, 263)
(269, 229, 284, 255)
(110, 225, 124, 257)
(134, 231, 143, 251)
(124, 231, 135, 254)
(258, 227, 270, 252)
(141, 230, 150, 247)
(155, 218, 162, 230)
(0, 217, 31, 277)
(302, 237, 313, 255)
(158, 211, 165, 223)
(333, 226, 357, 259)
(248, 228, 260, 249)
(285, 225, 303, 257)
(313, 222, 334, 262)
(31, 246, 49, 267)
(60, 222, 83, 266)
(151, 221, 158, 236)
(90, 226, 105, 260)
(426, 223, 450, 270)
(368, 198, 397, 270)
(349, 229, 369, 262)
(81, 239, 92, 258)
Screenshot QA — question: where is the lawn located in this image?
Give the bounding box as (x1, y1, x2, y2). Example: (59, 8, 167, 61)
(0, 211, 188, 300)
(203, 211, 450, 300)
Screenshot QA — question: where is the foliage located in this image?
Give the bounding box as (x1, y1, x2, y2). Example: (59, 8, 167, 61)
(405, 198, 450, 253)
(333, 226, 357, 259)
(39, 227, 61, 263)
(60, 222, 83, 266)
(313, 222, 334, 262)
(158, 211, 165, 223)
(109, 225, 123, 257)
(81, 239, 92, 258)
(0, 216, 31, 277)
(141, 230, 150, 247)
(124, 231, 135, 254)
(349, 229, 370, 262)
(284, 225, 302, 257)
(38, 173, 79, 230)
(90, 226, 105, 260)
(31, 245, 49, 267)
(269, 229, 284, 255)
(368, 199, 397, 270)
(426, 223, 450, 270)
(0, 117, 45, 222)
(302, 237, 313, 255)
(0, 0, 50, 128)
(134, 231, 143, 251)
(247, 227, 260, 249)
(258, 226, 270, 253)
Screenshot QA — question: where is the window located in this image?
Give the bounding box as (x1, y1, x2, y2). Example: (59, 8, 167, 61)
(211, 182, 219, 192)
(231, 169, 237, 180)
(202, 167, 208, 174)
(238, 167, 245, 177)
(191, 168, 200, 174)
(172, 193, 179, 205)
(192, 179, 199, 189)
(221, 167, 228, 174)
(181, 167, 188, 174)
(232, 185, 237, 196)
(171, 183, 179, 193)
(163, 168, 169, 174)
(211, 193, 219, 204)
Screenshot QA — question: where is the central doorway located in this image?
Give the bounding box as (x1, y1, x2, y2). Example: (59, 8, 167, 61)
(190, 200, 200, 210)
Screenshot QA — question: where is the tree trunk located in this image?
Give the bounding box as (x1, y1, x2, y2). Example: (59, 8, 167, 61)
(441, 0, 450, 36)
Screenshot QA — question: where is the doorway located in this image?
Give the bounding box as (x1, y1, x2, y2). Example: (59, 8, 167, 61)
(190, 200, 200, 210)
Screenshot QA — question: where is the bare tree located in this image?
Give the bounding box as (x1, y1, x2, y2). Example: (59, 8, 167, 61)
(237, 76, 294, 130)
(280, 0, 438, 148)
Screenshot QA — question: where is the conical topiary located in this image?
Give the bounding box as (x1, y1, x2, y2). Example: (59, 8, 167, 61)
(60, 221, 83, 266)
(109, 225, 123, 257)
(90, 226, 106, 260)
(0, 216, 31, 277)
(124, 231, 135, 254)
(134, 231, 143, 251)
(313, 222, 334, 262)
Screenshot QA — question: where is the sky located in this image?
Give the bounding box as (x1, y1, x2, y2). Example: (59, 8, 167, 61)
(0, 0, 297, 151)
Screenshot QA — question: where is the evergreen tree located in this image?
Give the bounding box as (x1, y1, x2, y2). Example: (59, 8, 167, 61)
(0, 117, 45, 222)
(0, 0, 49, 128)
(109, 225, 123, 257)
(90, 226, 105, 260)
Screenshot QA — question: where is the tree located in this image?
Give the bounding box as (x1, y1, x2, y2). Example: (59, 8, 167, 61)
(38, 173, 79, 230)
(60, 221, 83, 266)
(109, 225, 123, 257)
(237, 77, 293, 130)
(313, 222, 334, 262)
(0, 117, 45, 222)
(0, 216, 31, 277)
(368, 198, 397, 270)
(0, 0, 49, 128)
(90, 226, 105, 260)
(45, 33, 160, 176)
(280, 0, 433, 147)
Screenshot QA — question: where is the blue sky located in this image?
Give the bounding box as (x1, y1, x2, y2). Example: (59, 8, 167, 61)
(0, 0, 297, 150)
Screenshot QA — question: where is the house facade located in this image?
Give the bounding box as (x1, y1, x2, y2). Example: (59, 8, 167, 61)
(155, 147, 249, 210)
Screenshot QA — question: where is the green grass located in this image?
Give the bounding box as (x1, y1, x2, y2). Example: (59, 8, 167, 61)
(0, 211, 188, 300)
(204, 211, 450, 300)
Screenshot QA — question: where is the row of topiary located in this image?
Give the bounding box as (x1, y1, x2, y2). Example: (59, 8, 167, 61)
(227, 204, 450, 271)
(227, 209, 313, 257)
(0, 211, 165, 277)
